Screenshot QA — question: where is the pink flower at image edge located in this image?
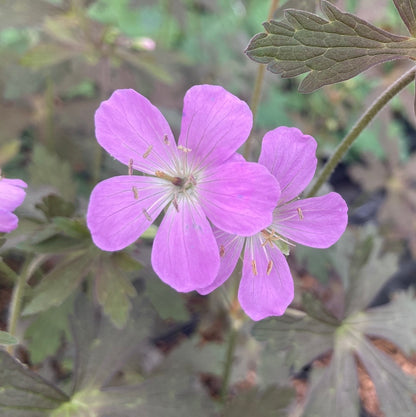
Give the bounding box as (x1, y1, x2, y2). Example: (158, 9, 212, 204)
(197, 127, 348, 321)
(0, 177, 27, 233)
(87, 85, 280, 293)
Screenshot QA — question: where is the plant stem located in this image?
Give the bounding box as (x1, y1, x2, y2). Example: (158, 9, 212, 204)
(307, 66, 416, 198)
(7, 255, 46, 355)
(243, 0, 280, 159)
(220, 323, 239, 403)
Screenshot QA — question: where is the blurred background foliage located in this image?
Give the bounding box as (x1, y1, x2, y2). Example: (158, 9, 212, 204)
(0, 0, 415, 416)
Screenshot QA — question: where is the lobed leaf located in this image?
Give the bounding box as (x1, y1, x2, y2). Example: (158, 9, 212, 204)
(347, 291, 416, 356)
(355, 336, 416, 417)
(22, 251, 93, 316)
(0, 350, 69, 417)
(246, 1, 416, 92)
(94, 254, 137, 329)
(223, 386, 295, 417)
(393, 0, 416, 36)
(302, 340, 359, 417)
(252, 311, 336, 373)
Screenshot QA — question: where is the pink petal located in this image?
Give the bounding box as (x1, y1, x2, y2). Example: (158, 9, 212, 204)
(87, 175, 170, 251)
(95, 89, 178, 175)
(197, 227, 244, 295)
(178, 85, 252, 169)
(152, 200, 220, 292)
(238, 237, 294, 321)
(0, 209, 18, 233)
(0, 178, 27, 211)
(259, 127, 317, 202)
(198, 161, 280, 235)
(274, 192, 348, 248)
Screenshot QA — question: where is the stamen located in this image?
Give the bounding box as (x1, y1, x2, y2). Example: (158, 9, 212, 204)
(132, 186, 139, 199)
(142, 209, 152, 222)
(219, 245, 225, 257)
(128, 159, 134, 175)
(266, 260, 273, 275)
(297, 207, 304, 220)
(163, 134, 170, 145)
(178, 145, 192, 153)
(251, 259, 258, 276)
(143, 145, 153, 158)
(172, 197, 179, 212)
(155, 171, 183, 186)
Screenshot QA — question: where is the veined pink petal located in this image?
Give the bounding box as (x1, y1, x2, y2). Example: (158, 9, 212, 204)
(0, 209, 18, 233)
(0, 178, 27, 211)
(178, 85, 252, 169)
(259, 127, 317, 202)
(87, 175, 170, 251)
(198, 161, 280, 236)
(238, 237, 294, 321)
(152, 200, 220, 292)
(95, 89, 178, 175)
(274, 192, 348, 248)
(196, 227, 244, 295)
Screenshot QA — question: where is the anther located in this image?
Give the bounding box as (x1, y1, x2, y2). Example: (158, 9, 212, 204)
(132, 186, 139, 199)
(143, 145, 153, 158)
(219, 245, 225, 257)
(178, 145, 192, 153)
(266, 260, 273, 275)
(297, 207, 304, 220)
(142, 209, 152, 221)
(251, 260, 258, 276)
(128, 159, 134, 175)
(163, 134, 169, 145)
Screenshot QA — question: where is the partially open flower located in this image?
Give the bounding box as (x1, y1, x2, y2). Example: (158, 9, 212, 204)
(197, 127, 348, 321)
(0, 176, 27, 233)
(87, 85, 280, 292)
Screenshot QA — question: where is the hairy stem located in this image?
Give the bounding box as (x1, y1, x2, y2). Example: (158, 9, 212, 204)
(307, 66, 416, 197)
(7, 255, 46, 355)
(243, 0, 280, 159)
(220, 323, 239, 403)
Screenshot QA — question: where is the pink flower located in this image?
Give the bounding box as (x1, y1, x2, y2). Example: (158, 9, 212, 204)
(87, 85, 280, 292)
(197, 127, 348, 321)
(0, 176, 27, 233)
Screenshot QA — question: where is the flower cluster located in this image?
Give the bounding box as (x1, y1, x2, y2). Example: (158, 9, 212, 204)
(0, 175, 27, 233)
(87, 85, 348, 320)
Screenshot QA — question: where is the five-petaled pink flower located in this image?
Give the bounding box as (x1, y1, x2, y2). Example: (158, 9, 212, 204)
(87, 85, 280, 292)
(197, 127, 348, 321)
(0, 176, 27, 233)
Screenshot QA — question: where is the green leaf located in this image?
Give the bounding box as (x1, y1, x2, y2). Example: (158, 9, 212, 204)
(145, 277, 190, 322)
(342, 227, 398, 316)
(295, 245, 334, 284)
(28, 145, 76, 202)
(22, 251, 92, 315)
(0, 330, 18, 345)
(252, 313, 336, 373)
(20, 43, 77, 70)
(246, 1, 416, 92)
(348, 291, 416, 356)
(70, 293, 154, 392)
(0, 350, 69, 417)
(302, 342, 359, 417)
(223, 386, 295, 417)
(393, 0, 416, 36)
(94, 255, 137, 329)
(25, 297, 73, 363)
(35, 195, 76, 220)
(354, 336, 416, 417)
